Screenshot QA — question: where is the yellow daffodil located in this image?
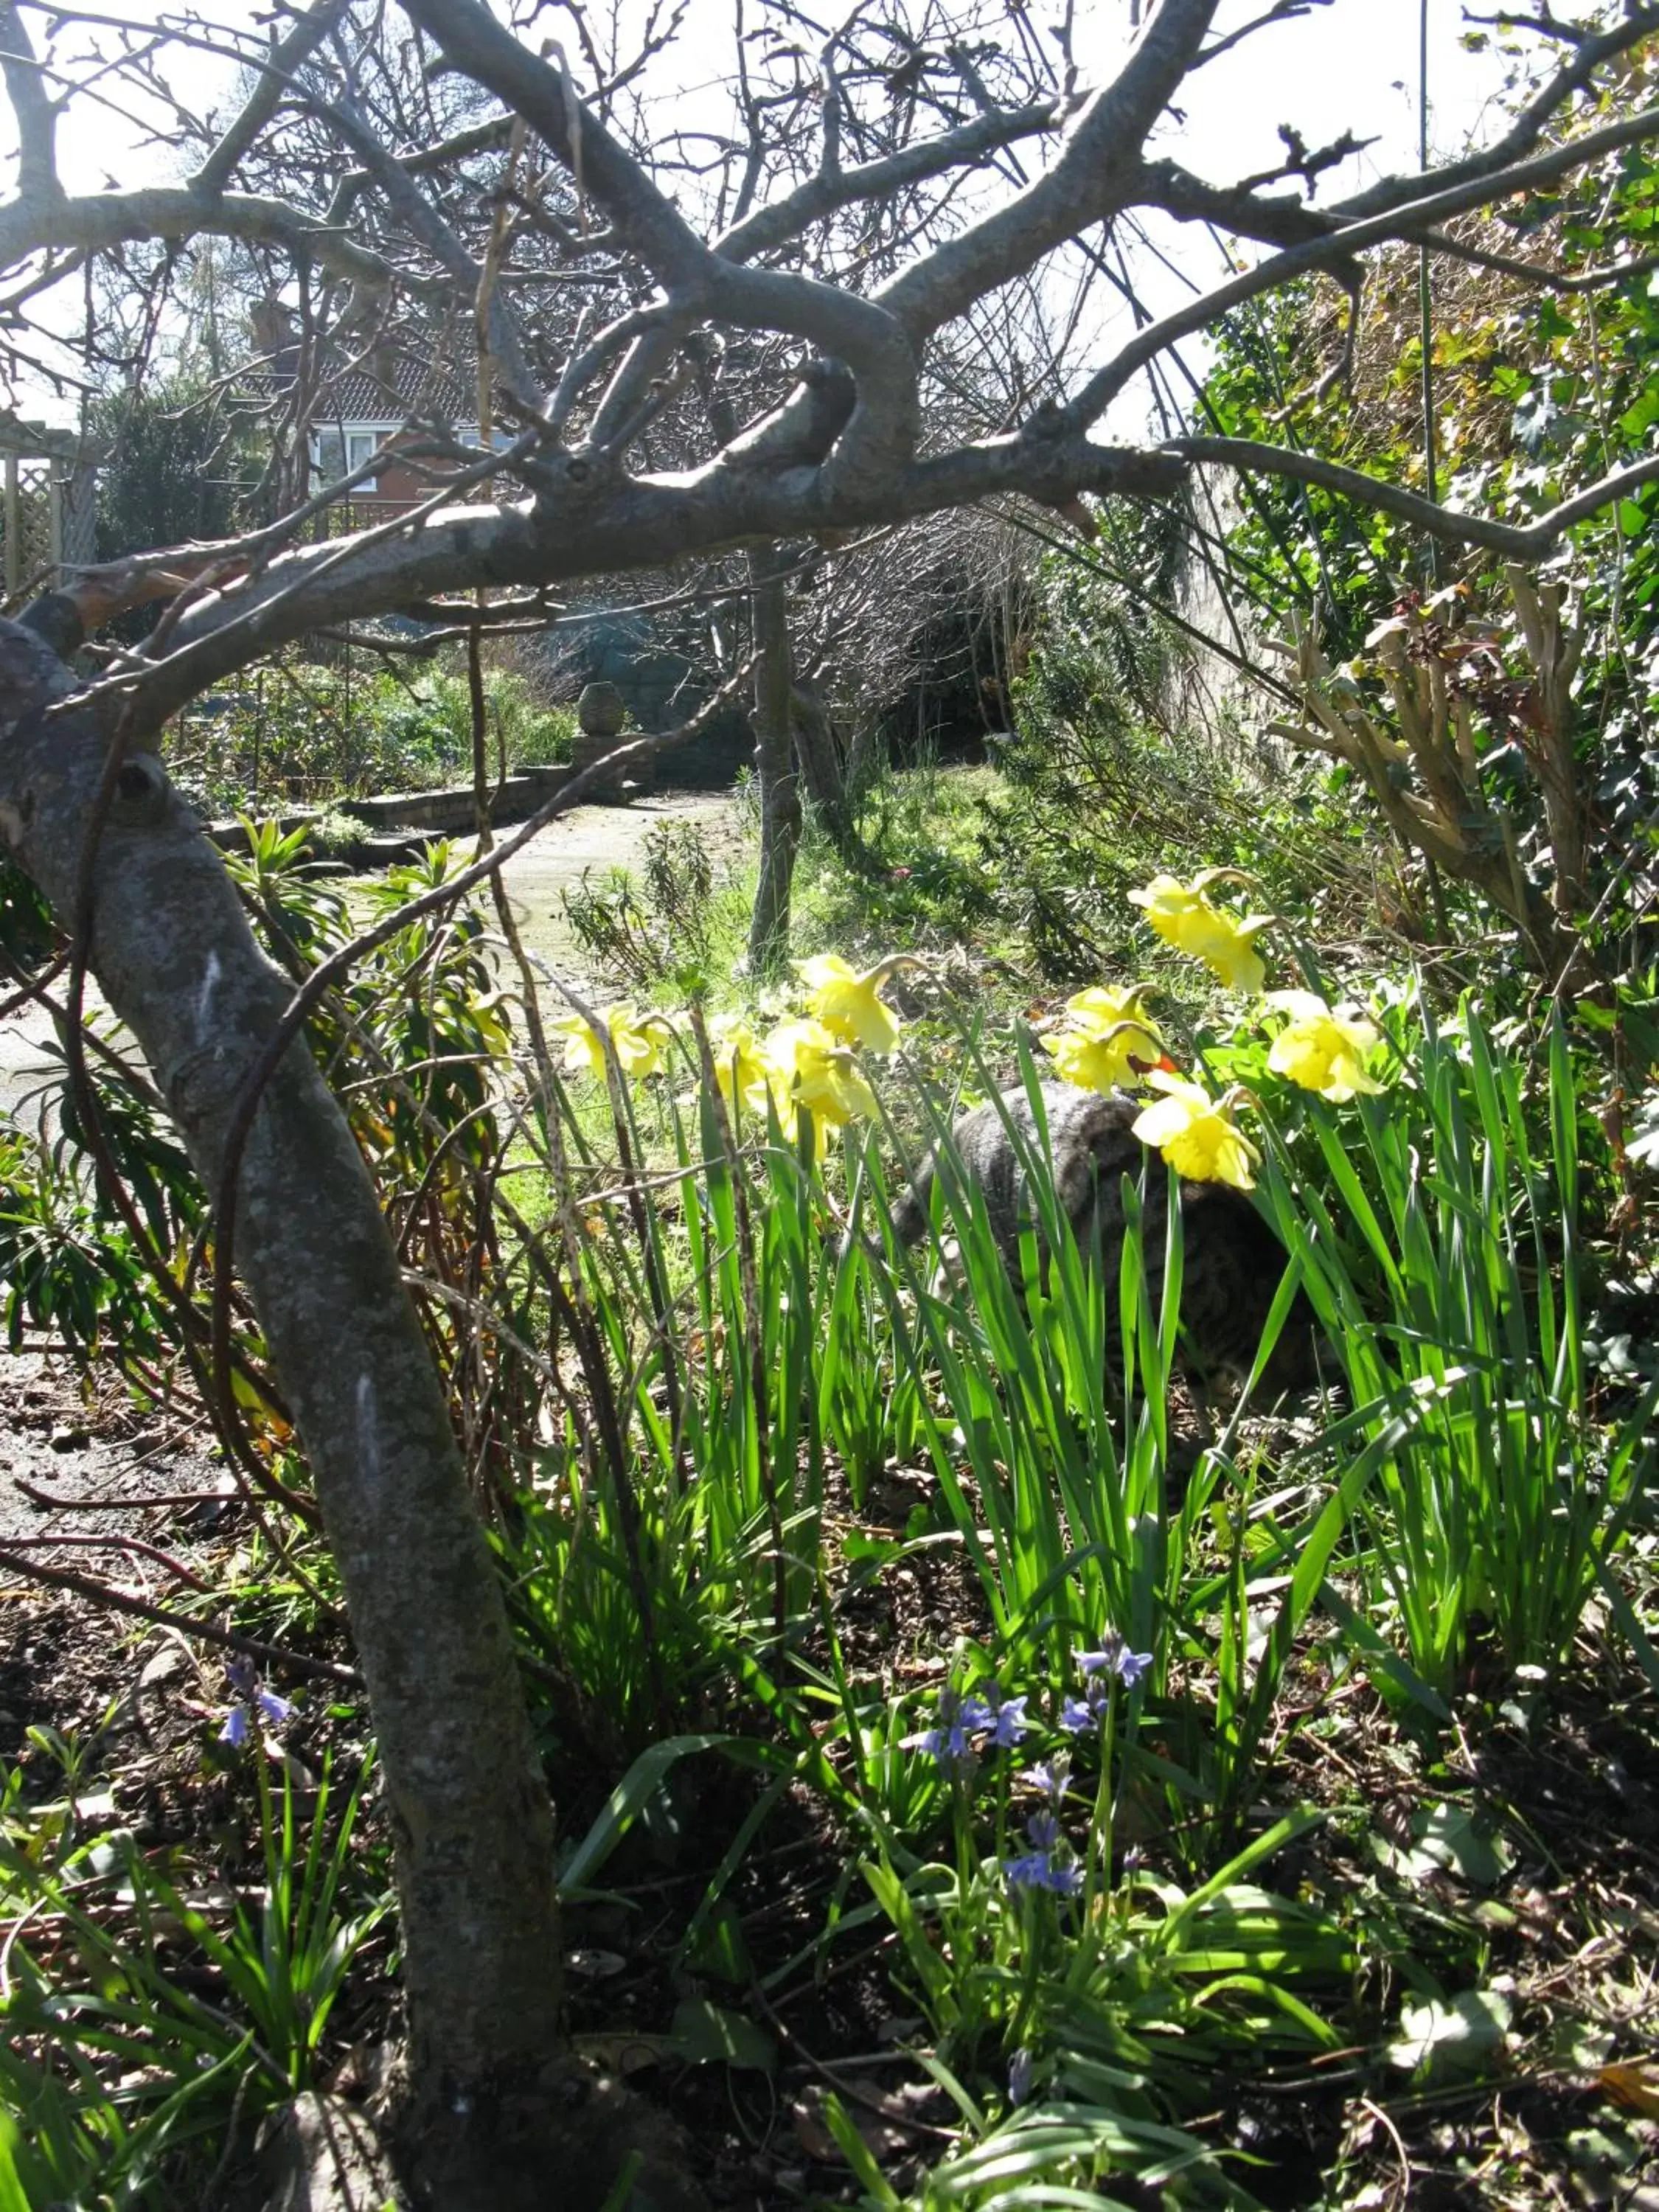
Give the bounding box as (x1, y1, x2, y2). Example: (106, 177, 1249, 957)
(1127, 872, 1273, 994)
(706, 1018, 773, 1117)
(1043, 984, 1170, 1093)
(1197, 911, 1271, 994)
(553, 1001, 671, 1081)
(1265, 990, 1385, 1102)
(794, 953, 914, 1054)
(1127, 872, 1222, 949)
(1130, 1070, 1261, 1190)
(1065, 983, 1163, 1046)
(763, 1017, 879, 1141)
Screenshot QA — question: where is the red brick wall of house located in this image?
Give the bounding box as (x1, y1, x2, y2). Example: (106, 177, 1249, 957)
(355, 451, 434, 509)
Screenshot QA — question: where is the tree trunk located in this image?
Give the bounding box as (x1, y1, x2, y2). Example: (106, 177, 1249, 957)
(746, 544, 800, 978)
(791, 679, 880, 876)
(0, 622, 565, 2118)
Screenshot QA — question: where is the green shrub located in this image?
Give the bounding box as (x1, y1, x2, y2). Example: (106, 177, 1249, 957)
(173, 657, 575, 815)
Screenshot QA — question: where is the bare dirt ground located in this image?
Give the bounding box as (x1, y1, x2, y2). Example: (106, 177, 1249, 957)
(0, 1349, 237, 1787)
(0, 1352, 227, 1551)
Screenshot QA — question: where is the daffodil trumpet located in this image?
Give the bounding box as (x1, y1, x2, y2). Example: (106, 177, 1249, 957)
(794, 952, 925, 1055)
(1127, 872, 1274, 995)
(761, 1017, 880, 1149)
(1264, 990, 1385, 1102)
(552, 999, 675, 1082)
(1130, 1070, 1262, 1190)
(1043, 1015, 1177, 1096)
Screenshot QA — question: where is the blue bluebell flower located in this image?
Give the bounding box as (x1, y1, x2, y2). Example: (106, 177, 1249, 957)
(918, 1716, 975, 1767)
(1023, 1755, 1071, 1802)
(1003, 1826, 1083, 1895)
(1078, 1633, 1127, 1678)
(1074, 1633, 1153, 1698)
(1002, 1849, 1052, 1891)
(909, 1683, 1028, 1771)
(218, 1658, 293, 1747)
(989, 1694, 1029, 1748)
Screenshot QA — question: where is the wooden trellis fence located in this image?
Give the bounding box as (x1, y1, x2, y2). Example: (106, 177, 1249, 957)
(0, 416, 92, 599)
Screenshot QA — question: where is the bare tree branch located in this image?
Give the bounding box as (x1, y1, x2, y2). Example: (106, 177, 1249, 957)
(1067, 100, 1659, 425)
(1333, 3, 1659, 219)
(0, 181, 403, 294)
(715, 94, 1065, 262)
(1166, 434, 1659, 557)
(877, 0, 1222, 340)
(189, 0, 352, 197)
(0, 0, 61, 206)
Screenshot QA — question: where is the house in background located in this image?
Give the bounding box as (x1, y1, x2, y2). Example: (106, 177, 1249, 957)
(308, 357, 475, 510)
(248, 298, 473, 516)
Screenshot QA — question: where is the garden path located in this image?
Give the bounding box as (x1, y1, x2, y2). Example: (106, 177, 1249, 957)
(0, 789, 743, 1548)
(447, 785, 742, 976)
(0, 789, 743, 1119)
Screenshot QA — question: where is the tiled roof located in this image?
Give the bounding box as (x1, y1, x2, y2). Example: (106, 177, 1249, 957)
(240, 347, 473, 428)
(321, 359, 473, 425)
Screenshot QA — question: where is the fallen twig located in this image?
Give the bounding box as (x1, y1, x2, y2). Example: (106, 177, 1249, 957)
(13, 1476, 240, 1514)
(0, 1543, 361, 1686)
(0, 1530, 216, 1591)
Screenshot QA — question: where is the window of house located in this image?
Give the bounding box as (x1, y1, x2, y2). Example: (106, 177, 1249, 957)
(310, 425, 389, 494)
(346, 431, 381, 489)
(311, 428, 344, 489)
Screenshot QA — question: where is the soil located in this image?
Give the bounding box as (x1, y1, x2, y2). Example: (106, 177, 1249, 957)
(0, 1349, 227, 1543)
(0, 1349, 241, 1774)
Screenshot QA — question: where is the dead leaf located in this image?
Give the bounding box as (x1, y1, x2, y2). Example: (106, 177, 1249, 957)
(1599, 2059, 1659, 2118)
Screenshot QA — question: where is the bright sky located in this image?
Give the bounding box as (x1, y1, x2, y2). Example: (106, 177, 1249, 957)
(1107, 0, 1514, 184)
(0, 0, 1565, 427)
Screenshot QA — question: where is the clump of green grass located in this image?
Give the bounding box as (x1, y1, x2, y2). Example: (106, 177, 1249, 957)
(0, 1735, 388, 2206)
